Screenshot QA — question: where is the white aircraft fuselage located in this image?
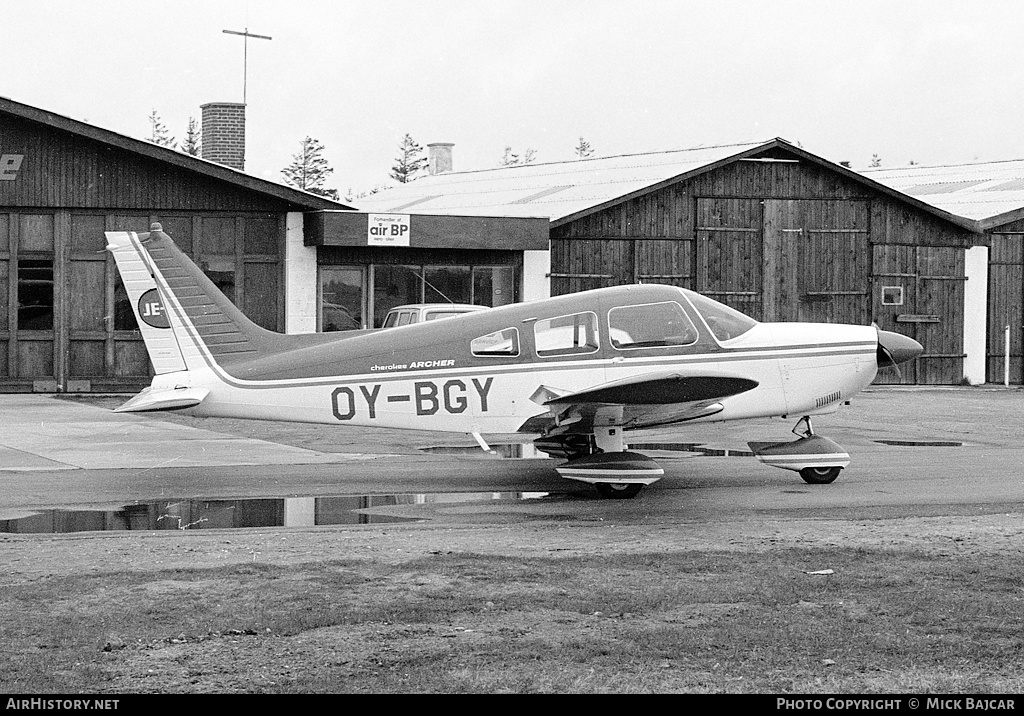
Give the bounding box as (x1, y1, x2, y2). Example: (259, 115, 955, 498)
(139, 320, 878, 433)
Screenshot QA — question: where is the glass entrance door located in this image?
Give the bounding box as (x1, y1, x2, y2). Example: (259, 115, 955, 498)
(319, 266, 365, 331)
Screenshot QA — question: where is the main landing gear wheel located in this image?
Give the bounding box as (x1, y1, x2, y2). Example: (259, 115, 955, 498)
(594, 482, 644, 499)
(799, 466, 842, 484)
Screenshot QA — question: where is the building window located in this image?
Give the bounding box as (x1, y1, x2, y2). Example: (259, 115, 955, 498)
(423, 266, 472, 304)
(882, 286, 904, 306)
(17, 259, 54, 330)
(320, 263, 518, 330)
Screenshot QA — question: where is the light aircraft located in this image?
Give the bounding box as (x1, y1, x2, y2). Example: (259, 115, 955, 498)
(105, 223, 922, 499)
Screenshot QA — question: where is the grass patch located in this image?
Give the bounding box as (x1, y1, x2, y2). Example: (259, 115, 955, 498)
(2, 547, 1023, 693)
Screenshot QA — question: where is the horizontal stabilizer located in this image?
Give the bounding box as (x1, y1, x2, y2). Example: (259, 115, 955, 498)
(114, 386, 210, 413)
(546, 371, 758, 406)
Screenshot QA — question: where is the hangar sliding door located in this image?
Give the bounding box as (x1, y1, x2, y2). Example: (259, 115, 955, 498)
(695, 198, 763, 319)
(0, 212, 152, 392)
(872, 244, 965, 385)
(1, 213, 58, 390)
(697, 198, 870, 324)
(790, 200, 871, 325)
(70, 214, 152, 393)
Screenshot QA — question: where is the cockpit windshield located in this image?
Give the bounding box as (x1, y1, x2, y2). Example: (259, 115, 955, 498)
(681, 290, 758, 341)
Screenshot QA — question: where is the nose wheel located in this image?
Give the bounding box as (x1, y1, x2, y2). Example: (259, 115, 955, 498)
(748, 415, 850, 483)
(594, 482, 645, 499)
(799, 465, 843, 484)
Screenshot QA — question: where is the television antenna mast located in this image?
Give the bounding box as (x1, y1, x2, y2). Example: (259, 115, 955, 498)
(222, 27, 272, 105)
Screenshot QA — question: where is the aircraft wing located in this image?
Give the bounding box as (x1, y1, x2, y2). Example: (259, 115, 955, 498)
(518, 370, 758, 435)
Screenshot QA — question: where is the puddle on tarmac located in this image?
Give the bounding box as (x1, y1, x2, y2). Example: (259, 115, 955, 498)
(4, 444, 757, 535)
(0, 492, 554, 535)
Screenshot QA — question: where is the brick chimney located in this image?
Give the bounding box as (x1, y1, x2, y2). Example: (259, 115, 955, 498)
(427, 143, 454, 175)
(201, 102, 246, 170)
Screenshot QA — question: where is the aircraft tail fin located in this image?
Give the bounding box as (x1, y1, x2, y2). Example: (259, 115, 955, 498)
(106, 223, 282, 377)
(105, 229, 189, 375)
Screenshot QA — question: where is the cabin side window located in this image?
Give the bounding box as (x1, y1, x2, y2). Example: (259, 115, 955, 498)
(471, 328, 520, 357)
(534, 312, 599, 357)
(608, 302, 698, 349)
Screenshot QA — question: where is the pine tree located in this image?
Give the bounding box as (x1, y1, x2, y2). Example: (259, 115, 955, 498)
(499, 146, 519, 166)
(281, 136, 338, 198)
(147, 110, 176, 148)
(181, 117, 201, 156)
(499, 146, 537, 166)
(390, 134, 428, 183)
(575, 137, 593, 158)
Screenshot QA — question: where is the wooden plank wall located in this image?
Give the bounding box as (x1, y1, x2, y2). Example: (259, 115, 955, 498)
(0, 114, 295, 212)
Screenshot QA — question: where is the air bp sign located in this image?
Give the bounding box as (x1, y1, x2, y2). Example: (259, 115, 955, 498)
(138, 289, 169, 328)
(367, 214, 411, 247)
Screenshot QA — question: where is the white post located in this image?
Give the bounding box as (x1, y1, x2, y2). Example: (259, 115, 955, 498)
(522, 248, 552, 302)
(1006, 325, 1011, 387)
(284, 211, 318, 334)
(962, 246, 988, 385)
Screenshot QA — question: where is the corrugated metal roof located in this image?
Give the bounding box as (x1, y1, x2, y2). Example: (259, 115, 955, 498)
(355, 140, 774, 221)
(863, 159, 1024, 226)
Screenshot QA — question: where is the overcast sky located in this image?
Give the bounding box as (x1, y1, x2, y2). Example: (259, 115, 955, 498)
(3, 0, 1023, 195)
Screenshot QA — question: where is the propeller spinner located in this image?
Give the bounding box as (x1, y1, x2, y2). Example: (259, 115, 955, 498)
(876, 327, 924, 372)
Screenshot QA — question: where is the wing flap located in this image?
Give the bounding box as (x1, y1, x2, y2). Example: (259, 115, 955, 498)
(545, 371, 758, 406)
(519, 371, 758, 435)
